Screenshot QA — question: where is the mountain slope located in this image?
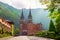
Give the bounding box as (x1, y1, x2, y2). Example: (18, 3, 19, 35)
(0, 2, 20, 27)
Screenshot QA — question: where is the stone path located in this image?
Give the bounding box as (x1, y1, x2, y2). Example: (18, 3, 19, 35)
(0, 36, 54, 40)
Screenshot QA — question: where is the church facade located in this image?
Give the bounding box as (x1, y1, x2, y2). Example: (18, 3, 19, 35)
(20, 9, 42, 35)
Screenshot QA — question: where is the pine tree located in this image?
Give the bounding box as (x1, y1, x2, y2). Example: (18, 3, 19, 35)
(49, 20, 56, 32)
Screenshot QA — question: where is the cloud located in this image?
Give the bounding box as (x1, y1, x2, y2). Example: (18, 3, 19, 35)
(0, 0, 47, 9)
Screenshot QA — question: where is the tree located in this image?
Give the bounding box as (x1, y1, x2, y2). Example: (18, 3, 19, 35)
(49, 20, 56, 32)
(40, 0, 60, 34)
(40, 0, 60, 18)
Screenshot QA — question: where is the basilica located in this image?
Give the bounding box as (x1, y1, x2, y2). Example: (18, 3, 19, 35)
(20, 9, 42, 35)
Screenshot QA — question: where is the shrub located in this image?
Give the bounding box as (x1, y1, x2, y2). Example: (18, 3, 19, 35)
(35, 31, 47, 37)
(35, 31, 56, 39)
(0, 34, 3, 38)
(14, 27, 20, 35)
(55, 35, 60, 40)
(47, 31, 56, 39)
(0, 33, 11, 38)
(28, 34, 34, 36)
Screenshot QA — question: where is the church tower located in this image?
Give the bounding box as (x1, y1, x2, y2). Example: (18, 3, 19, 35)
(20, 9, 25, 35)
(20, 9, 24, 24)
(28, 9, 32, 23)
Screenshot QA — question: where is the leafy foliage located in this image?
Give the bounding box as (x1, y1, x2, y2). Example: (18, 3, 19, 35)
(35, 31, 48, 37)
(40, 0, 60, 20)
(40, 0, 60, 39)
(0, 30, 12, 38)
(35, 31, 56, 39)
(14, 27, 20, 36)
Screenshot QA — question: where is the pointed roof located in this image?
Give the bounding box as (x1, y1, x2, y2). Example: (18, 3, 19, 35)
(21, 9, 24, 18)
(28, 9, 32, 18)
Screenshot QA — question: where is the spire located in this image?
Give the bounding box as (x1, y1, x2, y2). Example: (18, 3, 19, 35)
(21, 9, 24, 19)
(28, 9, 32, 18)
(28, 9, 32, 23)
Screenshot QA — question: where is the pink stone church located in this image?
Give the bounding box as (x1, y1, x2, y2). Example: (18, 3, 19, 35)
(20, 9, 42, 35)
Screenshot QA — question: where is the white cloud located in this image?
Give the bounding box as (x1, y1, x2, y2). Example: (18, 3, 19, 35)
(0, 0, 47, 9)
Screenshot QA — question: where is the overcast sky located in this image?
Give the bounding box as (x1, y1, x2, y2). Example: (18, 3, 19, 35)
(0, 0, 47, 9)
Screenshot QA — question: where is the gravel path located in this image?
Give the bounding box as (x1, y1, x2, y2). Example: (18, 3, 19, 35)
(0, 36, 54, 40)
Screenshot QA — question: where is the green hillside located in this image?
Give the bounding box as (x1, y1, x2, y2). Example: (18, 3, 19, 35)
(0, 2, 20, 27)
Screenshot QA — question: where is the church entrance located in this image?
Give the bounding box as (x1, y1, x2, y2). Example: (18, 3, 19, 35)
(21, 30, 28, 35)
(22, 32, 27, 35)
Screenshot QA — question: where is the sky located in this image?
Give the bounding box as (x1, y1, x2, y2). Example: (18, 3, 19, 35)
(0, 0, 47, 9)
